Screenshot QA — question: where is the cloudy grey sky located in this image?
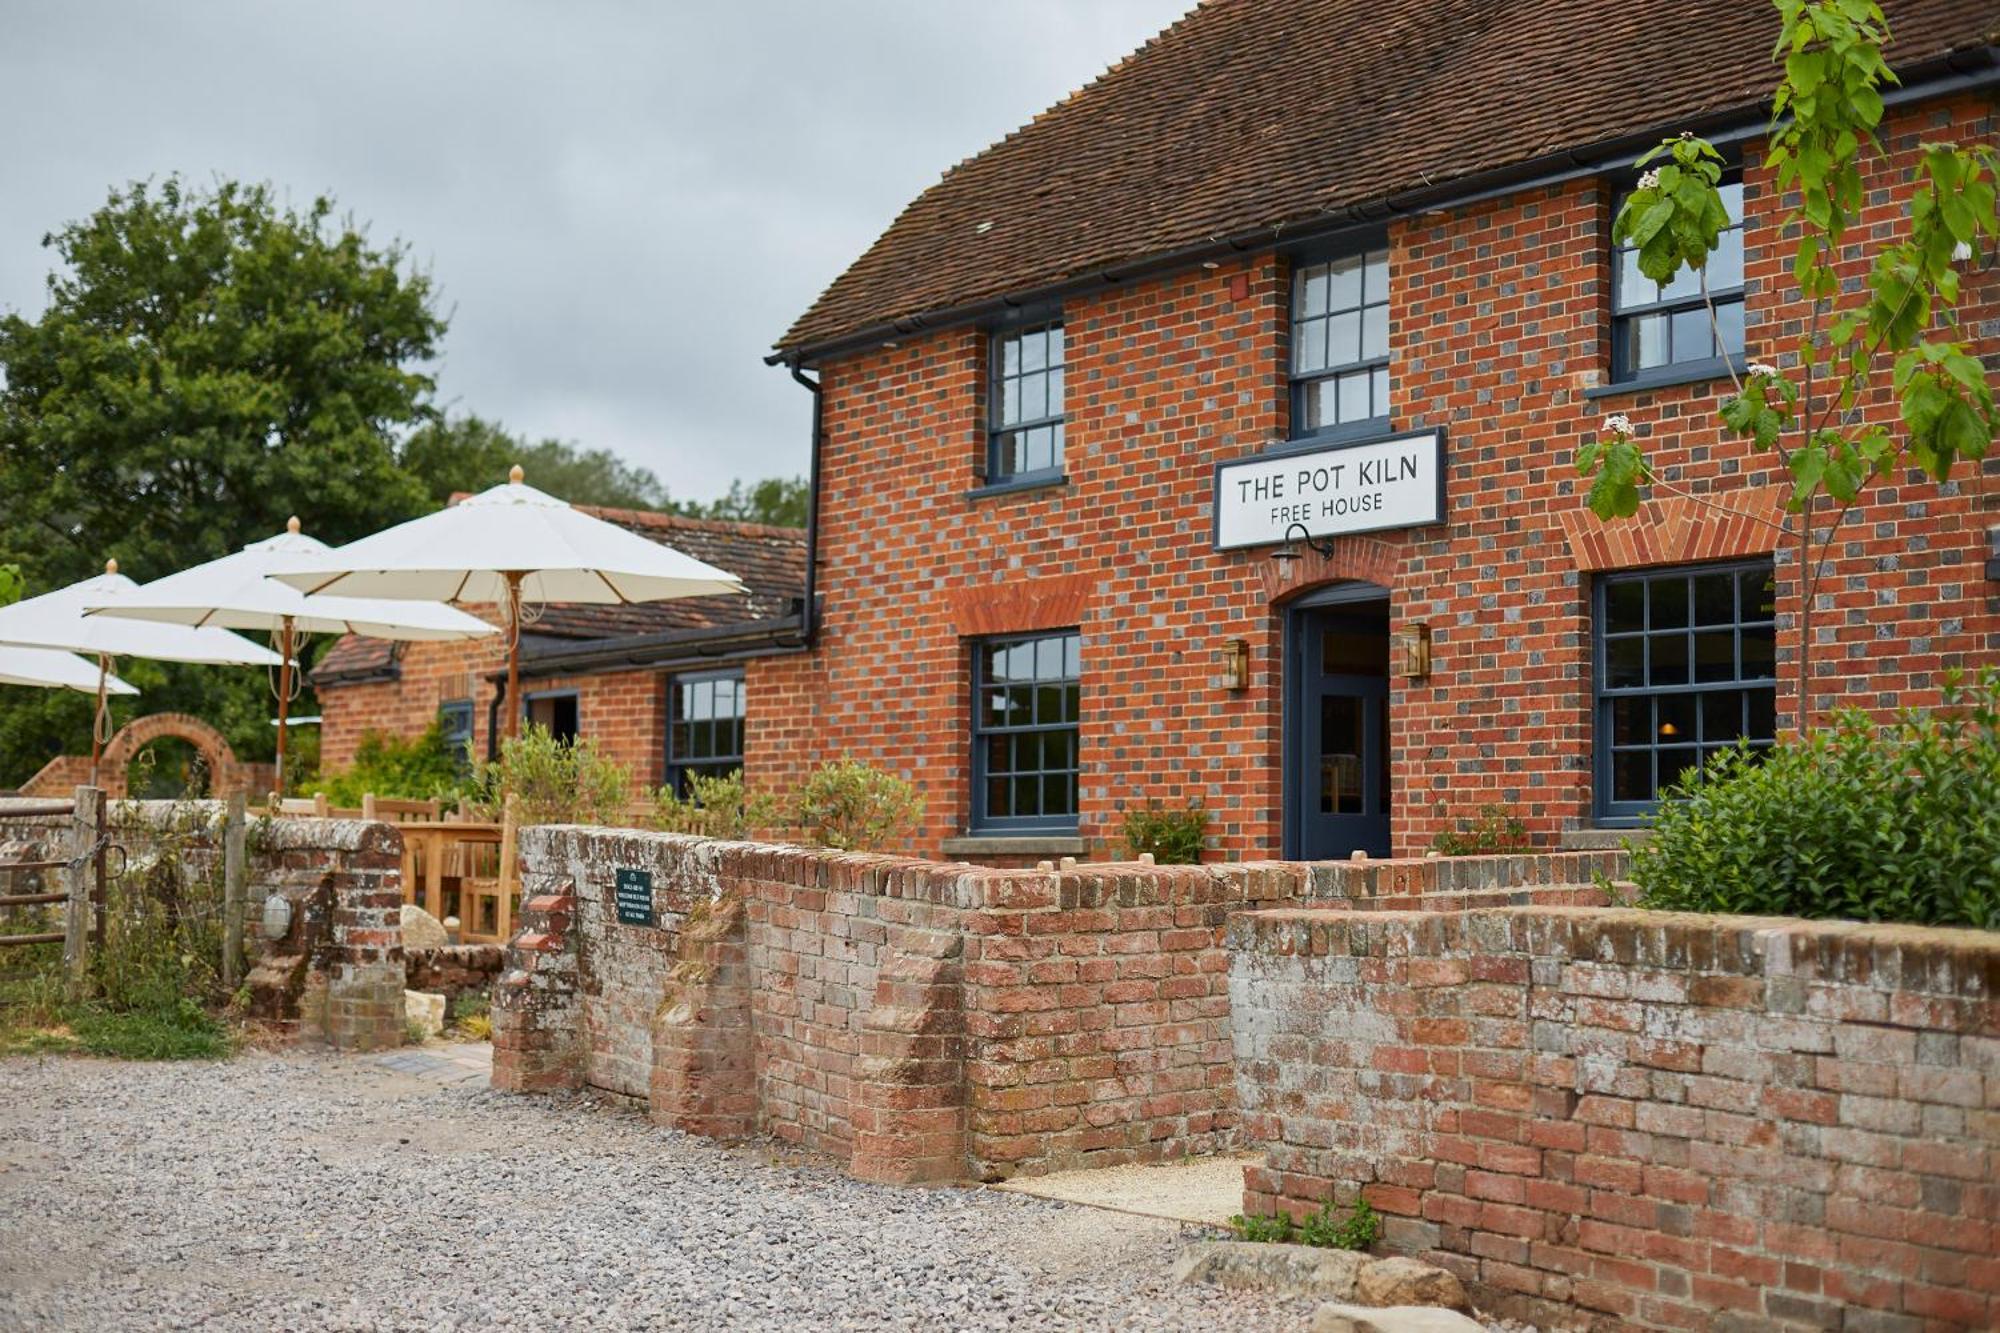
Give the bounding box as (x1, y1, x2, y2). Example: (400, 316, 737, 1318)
(1, 0, 1191, 504)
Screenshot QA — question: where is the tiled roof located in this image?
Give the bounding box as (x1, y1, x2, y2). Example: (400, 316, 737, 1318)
(310, 507, 806, 685)
(774, 0, 2000, 357)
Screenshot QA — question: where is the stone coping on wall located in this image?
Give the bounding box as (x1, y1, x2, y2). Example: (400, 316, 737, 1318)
(1229, 903, 2000, 1000)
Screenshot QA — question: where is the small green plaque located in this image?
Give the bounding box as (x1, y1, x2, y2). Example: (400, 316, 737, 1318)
(614, 867, 654, 926)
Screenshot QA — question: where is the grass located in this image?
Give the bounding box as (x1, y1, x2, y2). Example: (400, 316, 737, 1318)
(1229, 1197, 1381, 1251)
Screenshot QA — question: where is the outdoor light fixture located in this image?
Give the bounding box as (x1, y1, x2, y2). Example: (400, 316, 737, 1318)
(1270, 521, 1336, 566)
(261, 892, 294, 942)
(1220, 638, 1250, 690)
(1396, 622, 1432, 679)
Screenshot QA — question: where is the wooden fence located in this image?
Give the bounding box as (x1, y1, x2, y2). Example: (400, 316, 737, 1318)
(0, 786, 107, 998)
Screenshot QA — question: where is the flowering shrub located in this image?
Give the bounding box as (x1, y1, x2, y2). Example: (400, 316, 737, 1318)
(787, 759, 924, 852)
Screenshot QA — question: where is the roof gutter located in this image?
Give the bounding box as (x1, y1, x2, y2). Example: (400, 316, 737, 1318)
(488, 614, 809, 681)
(767, 48, 2000, 369)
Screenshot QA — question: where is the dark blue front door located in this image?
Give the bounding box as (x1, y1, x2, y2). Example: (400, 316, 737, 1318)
(1287, 599, 1391, 860)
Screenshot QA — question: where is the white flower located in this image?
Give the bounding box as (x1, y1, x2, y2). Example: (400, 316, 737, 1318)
(1952, 241, 1973, 263)
(1637, 169, 1661, 192)
(1748, 361, 1780, 379)
(1602, 413, 1635, 437)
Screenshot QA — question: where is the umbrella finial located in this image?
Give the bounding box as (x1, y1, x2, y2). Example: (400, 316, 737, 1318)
(286, 515, 301, 534)
(509, 463, 525, 484)
(104, 558, 118, 576)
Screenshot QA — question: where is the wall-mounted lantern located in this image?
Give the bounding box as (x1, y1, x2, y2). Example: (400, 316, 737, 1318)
(261, 892, 294, 941)
(1395, 622, 1432, 680)
(1220, 638, 1250, 691)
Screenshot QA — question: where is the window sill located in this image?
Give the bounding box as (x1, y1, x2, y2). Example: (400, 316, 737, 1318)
(1560, 826, 1651, 850)
(1583, 356, 1746, 399)
(966, 473, 1068, 501)
(1268, 420, 1395, 454)
(942, 834, 1085, 857)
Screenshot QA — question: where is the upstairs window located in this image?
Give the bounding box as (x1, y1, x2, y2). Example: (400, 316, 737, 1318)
(1291, 248, 1390, 439)
(437, 698, 474, 770)
(666, 669, 745, 795)
(1595, 561, 1777, 821)
(972, 630, 1080, 832)
(1613, 179, 1745, 381)
(988, 320, 1065, 483)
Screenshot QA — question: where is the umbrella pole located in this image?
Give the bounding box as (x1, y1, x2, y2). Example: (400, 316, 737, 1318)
(504, 572, 523, 742)
(275, 616, 294, 798)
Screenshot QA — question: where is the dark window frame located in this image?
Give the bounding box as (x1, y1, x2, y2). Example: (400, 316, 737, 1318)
(437, 698, 475, 770)
(986, 316, 1067, 486)
(1593, 559, 1778, 824)
(520, 689, 581, 744)
(970, 629, 1081, 834)
(1288, 239, 1392, 445)
(665, 667, 746, 796)
(1610, 174, 1747, 385)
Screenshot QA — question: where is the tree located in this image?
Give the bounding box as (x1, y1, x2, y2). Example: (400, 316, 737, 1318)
(401, 414, 676, 510)
(675, 475, 810, 528)
(0, 177, 447, 783)
(1574, 0, 1997, 729)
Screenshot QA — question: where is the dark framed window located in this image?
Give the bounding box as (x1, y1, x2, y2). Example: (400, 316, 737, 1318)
(988, 320, 1066, 483)
(522, 691, 579, 744)
(1613, 178, 1745, 381)
(972, 630, 1080, 832)
(1290, 247, 1390, 439)
(666, 669, 745, 795)
(438, 699, 474, 770)
(1595, 560, 1777, 822)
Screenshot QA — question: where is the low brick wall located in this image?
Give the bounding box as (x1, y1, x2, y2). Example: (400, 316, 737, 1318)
(1229, 906, 2000, 1332)
(494, 828, 1342, 1181)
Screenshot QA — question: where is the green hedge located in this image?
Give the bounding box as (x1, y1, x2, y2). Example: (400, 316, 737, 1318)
(1630, 669, 2000, 930)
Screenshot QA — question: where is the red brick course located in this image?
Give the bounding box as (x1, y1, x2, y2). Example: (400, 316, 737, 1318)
(1229, 905, 2000, 1331)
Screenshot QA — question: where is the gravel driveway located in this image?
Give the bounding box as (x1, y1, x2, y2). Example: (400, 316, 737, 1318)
(0, 1049, 1314, 1331)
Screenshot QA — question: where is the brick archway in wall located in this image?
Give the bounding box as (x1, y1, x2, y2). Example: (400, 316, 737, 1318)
(97, 713, 269, 799)
(1255, 534, 1400, 606)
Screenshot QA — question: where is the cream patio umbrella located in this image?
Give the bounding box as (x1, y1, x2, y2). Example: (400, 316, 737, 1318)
(89, 517, 502, 793)
(0, 645, 140, 695)
(272, 466, 745, 740)
(0, 561, 282, 781)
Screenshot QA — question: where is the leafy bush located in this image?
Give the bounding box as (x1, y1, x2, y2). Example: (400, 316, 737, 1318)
(1630, 669, 2000, 929)
(1231, 1197, 1380, 1251)
(459, 723, 632, 826)
(1432, 803, 1532, 856)
(311, 719, 463, 807)
(1121, 802, 1208, 863)
(788, 759, 923, 852)
(653, 768, 779, 841)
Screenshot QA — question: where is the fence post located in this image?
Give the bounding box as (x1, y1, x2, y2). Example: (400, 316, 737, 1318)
(222, 792, 247, 990)
(63, 784, 104, 1001)
(498, 792, 519, 944)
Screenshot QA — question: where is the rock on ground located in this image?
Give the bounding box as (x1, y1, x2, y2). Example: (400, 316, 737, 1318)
(1356, 1256, 1470, 1311)
(403, 989, 446, 1038)
(0, 1052, 1322, 1331)
(400, 902, 448, 950)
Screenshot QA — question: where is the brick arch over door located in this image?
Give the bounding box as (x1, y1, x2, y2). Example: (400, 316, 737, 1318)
(98, 713, 261, 799)
(1256, 534, 1401, 606)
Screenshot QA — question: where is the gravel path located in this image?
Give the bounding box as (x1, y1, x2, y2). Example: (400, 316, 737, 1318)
(0, 1050, 1317, 1331)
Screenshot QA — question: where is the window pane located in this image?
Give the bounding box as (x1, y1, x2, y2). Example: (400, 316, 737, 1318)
(1046, 367, 1064, 416)
(1019, 372, 1046, 421)
(1020, 330, 1046, 372)
(1363, 252, 1388, 304)
(1001, 336, 1020, 376)
(1747, 687, 1777, 740)
(1042, 729, 1073, 771)
(1002, 376, 1021, 424)
(1693, 630, 1735, 683)
(1371, 367, 1390, 416)
(1301, 266, 1329, 317)
(1607, 635, 1644, 689)
(1741, 626, 1776, 681)
(1714, 298, 1745, 357)
(1606, 580, 1645, 633)
(1062, 634, 1080, 679)
(1327, 310, 1360, 366)
(1657, 693, 1695, 743)
(1658, 747, 1700, 791)
(1635, 313, 1668, 370)
(987, 777, 1011, 818)
(1710, 227, 1744, 291)
(1011, 776, 1040, 817)
(1610, 696, 1648, 745)
(1651, 578, 1689, 628)
(1719, 181, 1744, 223)
(986, 734, 1011, 774)
(1293, 320, 1326, 374)
(1615, 248, 1651, 312)
(1337, 370, 1371, 422)
(1660, 259, 1702, 304)
(1361, 303, 1388, 360)
(1693, 572, 1735, 625)
(1041, 774, 1070, 816)
(1650, 632, 1689, 686)
(1613, 750, 1652, 802)
(1328, 258, 1361, 310)
(1670, 306, 1712, 361)
(1740, 568, 1776, 620)
(1700, 690, 1742, 744)
(1047, 324, 1064, 366)
(1061, 681, 1080, 724)
(1034, 635, 1062, 679)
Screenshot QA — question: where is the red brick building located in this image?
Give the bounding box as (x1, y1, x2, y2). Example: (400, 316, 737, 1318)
(312, 505, 806, 792)
(754, 0, 2000, 862)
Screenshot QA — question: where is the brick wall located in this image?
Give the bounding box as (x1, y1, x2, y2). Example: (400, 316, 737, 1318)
(787, 93, 1999, 861)
(1229, 905, 2000, 1332)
